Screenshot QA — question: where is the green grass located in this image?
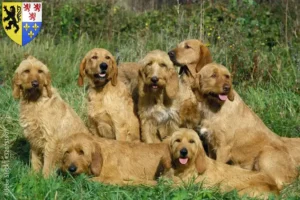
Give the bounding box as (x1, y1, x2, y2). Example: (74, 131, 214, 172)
(1, 1, 300, 199)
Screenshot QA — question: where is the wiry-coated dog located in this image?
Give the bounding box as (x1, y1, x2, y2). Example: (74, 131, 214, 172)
(192, 63, 298, 189)
(78, 48, 140, 142)
(13, 56, 90, 177)
(138, 50, 180, 143)
(60, 133, 171, 185)
(168, 128, 279, 198)
(168, 39, 212, 130)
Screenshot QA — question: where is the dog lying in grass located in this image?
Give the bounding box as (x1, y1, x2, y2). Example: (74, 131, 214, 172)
(59, 133, 171, 185)
(168, 128, 279, 198)
(12, 55, 90, 177)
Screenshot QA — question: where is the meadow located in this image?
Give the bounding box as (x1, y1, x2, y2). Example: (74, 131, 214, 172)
(0, 0, 299, 199)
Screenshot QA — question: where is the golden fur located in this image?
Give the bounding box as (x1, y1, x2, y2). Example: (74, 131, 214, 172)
(78, 48, 140, 142)
(169, 39, 212, 129)
(192, 63, 298, 189)
(60, 133, 171, 185)
(138, 50, 180, 143)
(13, 56, 90, 177)
(168, 128, 279, 198)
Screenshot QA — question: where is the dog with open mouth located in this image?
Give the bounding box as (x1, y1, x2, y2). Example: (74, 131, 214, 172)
(138, 50, 180, 143)
(169, 128, 279, 198)
(192, 63, 298, 190)
(13, 55, 90, 177)
(78, 48, 140, 142)
(168, 39, 213, 131)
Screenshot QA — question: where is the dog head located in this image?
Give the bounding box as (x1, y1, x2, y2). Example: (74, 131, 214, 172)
(170, 128, 207, 174)
(168, 39, 212, 77)
(77, 48, 118, 88)
(138, 50, 179, 99)
(12, 56, 52, 101)
(60, 133, 102, 176)
(193, 63, 234, 105)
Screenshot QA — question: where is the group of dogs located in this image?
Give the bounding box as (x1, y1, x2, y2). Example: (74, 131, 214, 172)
(12, 39, 300, 198)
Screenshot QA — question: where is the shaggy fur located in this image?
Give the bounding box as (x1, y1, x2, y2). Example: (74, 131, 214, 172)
(78, 48, 140, 142)
(192, 63, 298, 189)
(13, 56, 90, 177)
(168, 39, 212, 130)
(168, 128, 279, 198)
(60, 133, 171, 185)
(138, 50, 180, 143)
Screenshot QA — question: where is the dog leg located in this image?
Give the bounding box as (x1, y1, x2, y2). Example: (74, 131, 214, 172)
(141, 120, 158, 143)
(30, 149, 42, 172)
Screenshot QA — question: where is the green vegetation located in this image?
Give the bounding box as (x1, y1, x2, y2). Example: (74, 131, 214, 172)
(0, 0, 299, 199)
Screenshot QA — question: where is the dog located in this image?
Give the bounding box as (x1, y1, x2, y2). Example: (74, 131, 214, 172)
(60, 133, 171, 185)
(12, 55, 90, 177)
(192, 63, 298, 189)
(77, 48, 140, 142)
(168, 39, 212, 130)
(168, 128, 279, 198)
(138, 50, 180, 143)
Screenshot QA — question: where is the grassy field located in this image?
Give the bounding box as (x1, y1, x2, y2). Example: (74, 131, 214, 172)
(1, 1, 300, 199)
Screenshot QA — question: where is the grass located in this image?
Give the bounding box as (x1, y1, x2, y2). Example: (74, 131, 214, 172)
(0, 1, 300, 199)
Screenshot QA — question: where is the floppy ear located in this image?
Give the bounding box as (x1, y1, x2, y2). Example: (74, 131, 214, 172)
(155, 152, 172, 179)
(165, 68, 179, 99)
(192, 73, 204, 102)
(228, 87, 235, 101)
(90, 142, 103, 176)
(108, 57, 118, 86)
(196, 43, 212, 73)
(44, 72, 52, 98)
(12, 73, 21, 99)
(78, 57, 86, 87)
(138, 68, 146, 97)
(195, 142, 207, 174)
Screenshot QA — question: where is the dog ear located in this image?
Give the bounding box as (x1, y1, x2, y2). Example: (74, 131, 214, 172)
(138, 67, 146, 97)
(78, 57, 86, 87)
(108, 57, 118, 86)
(165, 68, 179, 99)
(196, 43, 212, 73)
(195, 142, 207, 174)
(12, 73, 21, 99)
(90, 142, 103, 176)
(44, 72, 52, 98)
(228, 86, 235, 101)
(155, 152, 172, 179)
(192, 73, 204, 102)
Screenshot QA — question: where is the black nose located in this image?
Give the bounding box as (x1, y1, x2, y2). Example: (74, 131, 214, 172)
(168, 51, 175, 58)
(180, 148, 188, 157)
(100, 62, 108, 70)
(68, 164, 77, 173)
(223, 84, 231, 92)
(31, 80, 39, 87)
(151, 76, 158, 83)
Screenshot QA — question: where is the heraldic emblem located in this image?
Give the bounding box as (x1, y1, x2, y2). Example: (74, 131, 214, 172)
(2, 2, 42, 46)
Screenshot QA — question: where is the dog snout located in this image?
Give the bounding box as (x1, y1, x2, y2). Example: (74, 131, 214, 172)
(68, 164, 77, 173)
(100, 62, 108, 70)
(151, 76, 158, 83)
(168, 51, 175, 58)
(223, 84, 231, 92)
(180, 148, 188, 157)
(31, 80, 39, 88)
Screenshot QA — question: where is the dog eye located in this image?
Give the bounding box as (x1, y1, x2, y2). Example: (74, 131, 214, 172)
(225, 75, 230, 79)
(211, 73, 217, 78)
(24, 69, 30, 73)
(79, 150, 84, 155)
(91, 56, 98, 59)
(65, 150, 70, 154)
(160, 63, 167, 68)
(146, 62, 153, 66)
(175, 139, 181, 143)
(38, 70, 43, 73)
(185, 44, 191, 49)
(105, 56, 110, 60)
(189, 139, 195, 143)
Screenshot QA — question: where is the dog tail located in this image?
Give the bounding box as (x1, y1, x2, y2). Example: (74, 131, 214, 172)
(17, 6, 21, 23)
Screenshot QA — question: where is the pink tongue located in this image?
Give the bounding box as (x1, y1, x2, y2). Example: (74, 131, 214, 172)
(179, 158, 188, 165)
(152, 85, 158, 89)
(99, 73, 106, 77)
(219, 94, 228, 101)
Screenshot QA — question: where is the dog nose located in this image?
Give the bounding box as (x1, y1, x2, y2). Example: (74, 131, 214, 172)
(180, 148, 188, 157)
(100, 62, 108, 70)
(31, 80, 39, 88)
(68, 164, 77, 173)
(223, 84, 231, 92)
(168, 51, 175, 58)
(151, 76, 158, 83)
